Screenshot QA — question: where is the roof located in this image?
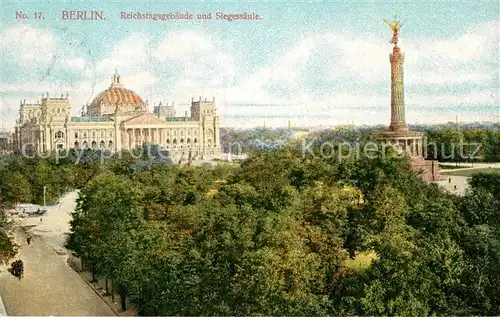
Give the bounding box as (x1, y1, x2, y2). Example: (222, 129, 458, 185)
(90, 71, 144, 106)
(166, 117, 191, 122)
(90, 87, 144, 105)
(71, 116, 113, 122)
(122, 112, 165, 125)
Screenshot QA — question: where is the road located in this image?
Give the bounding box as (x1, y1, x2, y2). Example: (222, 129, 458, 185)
(0, 229, 115, 316)
(440, 162, 500, 170)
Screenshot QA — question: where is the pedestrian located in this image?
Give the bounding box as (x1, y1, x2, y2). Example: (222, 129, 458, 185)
(27, 236, 31, 245)
(40, 217, 43, 222)
(449, 177, 451, 183)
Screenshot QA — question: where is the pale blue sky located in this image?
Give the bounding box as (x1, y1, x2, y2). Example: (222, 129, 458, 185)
(1, 0, 499, 129)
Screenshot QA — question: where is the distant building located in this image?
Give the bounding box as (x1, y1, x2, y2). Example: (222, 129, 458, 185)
(14, 71, 221, 161)
(0, 129, 14, 152)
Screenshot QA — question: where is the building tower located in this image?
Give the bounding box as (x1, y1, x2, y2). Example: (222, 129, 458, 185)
(389, 43, 408, 132)
(373, 18, 442, 181)
(190, 96, 221, 159)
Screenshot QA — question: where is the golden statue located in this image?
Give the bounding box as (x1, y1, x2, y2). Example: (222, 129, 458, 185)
(383, 16, 404, 45)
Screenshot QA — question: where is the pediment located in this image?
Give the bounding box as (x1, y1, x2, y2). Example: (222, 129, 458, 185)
(122, 112, 164, 125)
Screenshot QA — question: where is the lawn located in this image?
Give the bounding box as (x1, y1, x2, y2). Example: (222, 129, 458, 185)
(441, 167, 500, 177)
(343, 251, 377, 271)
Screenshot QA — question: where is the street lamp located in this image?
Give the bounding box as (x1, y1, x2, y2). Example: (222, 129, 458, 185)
(43, 185, 46, 210)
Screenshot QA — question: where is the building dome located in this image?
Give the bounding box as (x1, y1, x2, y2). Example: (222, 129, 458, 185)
(87, 71, 146, 116)
(90, 70, 143, 105)
(90, 86, 144, 105)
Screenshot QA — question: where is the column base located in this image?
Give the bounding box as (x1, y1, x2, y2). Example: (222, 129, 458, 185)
(389, 122, 409, 132)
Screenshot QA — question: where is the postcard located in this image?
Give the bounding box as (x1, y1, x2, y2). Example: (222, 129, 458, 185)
(0, 1, 499, 316)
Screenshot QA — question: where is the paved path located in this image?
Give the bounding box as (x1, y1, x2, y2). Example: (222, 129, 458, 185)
(0, 230, 115, 316)
(440, 162, 500, 170)
(434, 175, 471, 196)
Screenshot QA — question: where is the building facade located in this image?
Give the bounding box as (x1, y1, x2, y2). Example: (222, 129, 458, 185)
(14, 71, 221, 161)
(0, 129, 14, 153)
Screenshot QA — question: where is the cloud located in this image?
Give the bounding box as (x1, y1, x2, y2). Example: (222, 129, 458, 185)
(96, 33, 150, 73)
(0, 82, 76, 94)
(155, 31, 212, 60)
(154, 31, 236, 86)
(227, 20, 499, 106)
(1, 20, 498, 130)
(0, 25, 56, 64)
(63, 58, 86, 71)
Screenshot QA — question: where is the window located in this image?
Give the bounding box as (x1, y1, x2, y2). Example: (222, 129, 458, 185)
(109, 132, 112, 138)
(55, 131, 64, 139)
(100, 141, 105, 148)
(74, 132, 78, 138)
(101, 131, 105, 137)
(92, 131, 96, 138)
(83, 132, 87, 138)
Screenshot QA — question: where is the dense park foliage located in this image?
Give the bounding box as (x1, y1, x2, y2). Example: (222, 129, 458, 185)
(422, 126, 500, 162)
(221, 124, 500, 163)
(0, 128, 499, 315)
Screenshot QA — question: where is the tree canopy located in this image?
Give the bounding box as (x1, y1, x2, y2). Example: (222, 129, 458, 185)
(1, 128, 499, 315)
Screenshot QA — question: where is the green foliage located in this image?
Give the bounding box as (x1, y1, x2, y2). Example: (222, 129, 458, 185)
(2, 126, 499, 315)
(0, 170, 32, 203)
(424, 126, 500, 162)
(469, 172, 500, 200)
(0, 203, 17, 265)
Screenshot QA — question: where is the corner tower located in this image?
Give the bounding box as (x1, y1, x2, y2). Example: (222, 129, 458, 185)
(190, 96, 220, 158)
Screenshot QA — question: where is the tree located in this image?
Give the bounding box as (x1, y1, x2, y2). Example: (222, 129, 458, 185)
(0, 170, 32, 204)
(65, 171, 146, 308)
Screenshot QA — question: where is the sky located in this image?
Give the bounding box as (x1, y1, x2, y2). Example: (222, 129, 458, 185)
(1, 0, 499, 130)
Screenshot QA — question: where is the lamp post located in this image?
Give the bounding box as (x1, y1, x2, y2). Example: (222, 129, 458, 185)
(43, 185, 46, 210)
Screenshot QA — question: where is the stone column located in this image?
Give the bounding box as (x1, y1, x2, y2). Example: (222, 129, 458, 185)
(48, 126, 53, 152)
(114, 124, 121, 152)
(130, 129, 134, 148)
(65, 128, 70, 150)
(128, 129, 133, 150)
(389, 45, 408, 132)
(44, 126, 49, 152)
